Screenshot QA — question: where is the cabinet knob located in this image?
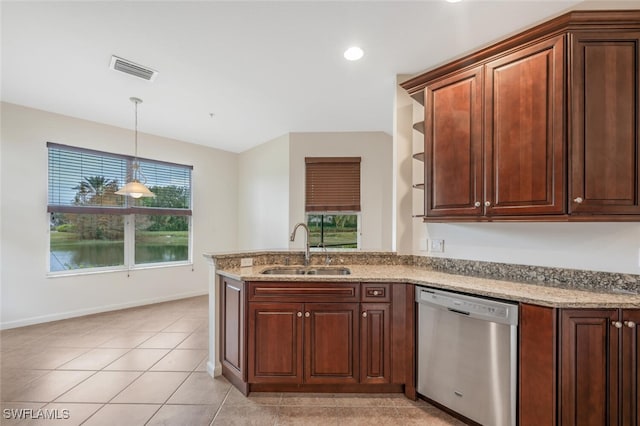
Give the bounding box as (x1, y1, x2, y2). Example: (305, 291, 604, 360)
(474, 201, 481, 208)
(372, 290, 380, 296)
(297, 312, 302, 318)
(304, 312, 310, 318)
(573, 197, 584, 204)
(612, 321, 623, 329)
(485, 201, 491, 207)
(362, 312, 367, 318)
(625, 320, 636, 328)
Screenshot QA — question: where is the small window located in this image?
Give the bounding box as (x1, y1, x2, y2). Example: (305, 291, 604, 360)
(307, 213, 359, 249)
(47, 143, 192, 273)
(305, 157, 361, 250)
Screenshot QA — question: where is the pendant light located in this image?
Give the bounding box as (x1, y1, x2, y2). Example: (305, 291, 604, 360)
(115, 97, 155, 199)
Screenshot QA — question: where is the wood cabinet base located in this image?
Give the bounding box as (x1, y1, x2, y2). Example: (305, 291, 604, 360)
(249, 383, 405, 394)
(222, 364, 250, 396)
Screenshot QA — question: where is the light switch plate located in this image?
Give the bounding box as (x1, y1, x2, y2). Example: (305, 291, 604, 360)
(240, 258, 253, 267)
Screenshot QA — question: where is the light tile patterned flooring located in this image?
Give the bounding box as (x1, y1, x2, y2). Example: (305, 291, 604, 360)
(0, 296, 464, 425)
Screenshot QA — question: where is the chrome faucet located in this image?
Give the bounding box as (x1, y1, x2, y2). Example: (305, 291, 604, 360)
(290, 222, 310, 266)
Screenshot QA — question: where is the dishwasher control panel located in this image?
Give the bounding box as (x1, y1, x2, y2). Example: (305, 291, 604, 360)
(416, 286, 518, 326)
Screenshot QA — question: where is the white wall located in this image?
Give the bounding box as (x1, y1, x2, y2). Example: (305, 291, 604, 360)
(0, 103, 239, 328)
(237, 134, 290, 249)
(289, 132, 393, 251)
(423, 222, 640, 274)
(394, 76, 415, 255)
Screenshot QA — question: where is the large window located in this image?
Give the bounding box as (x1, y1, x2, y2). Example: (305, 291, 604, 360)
(305, 157, 361, 250)
(47, 143, 192, 273)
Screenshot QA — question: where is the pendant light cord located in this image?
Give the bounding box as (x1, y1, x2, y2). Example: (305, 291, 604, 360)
(134, 99, 138, 159)
(129, 97, 143, 181)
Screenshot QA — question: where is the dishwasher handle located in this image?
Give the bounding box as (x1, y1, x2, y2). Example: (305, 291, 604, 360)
(448, 308, 470, 316)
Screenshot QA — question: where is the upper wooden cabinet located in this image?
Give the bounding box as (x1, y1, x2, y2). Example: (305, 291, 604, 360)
(402, 10, 640, 221)
(424, 66, 483, 217)
(485, 35, 565, 216)
(569, 30, 640, 215)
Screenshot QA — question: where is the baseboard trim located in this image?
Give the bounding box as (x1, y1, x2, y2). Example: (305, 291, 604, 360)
(0, 290, 208, 330)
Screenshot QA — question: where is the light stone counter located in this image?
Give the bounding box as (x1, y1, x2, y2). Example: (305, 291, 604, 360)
(217, 263, 640, 309)
(203, 250, 640, 378)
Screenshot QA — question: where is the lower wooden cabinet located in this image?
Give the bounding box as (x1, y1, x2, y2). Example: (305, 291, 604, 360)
(520, 305, 640, 426)
(560, 309, 619, 426)
(559, 308, 640, 426)
(248, 302, 302, 383)
(220, 277, 246, 391)
(220, 277, 414, 397)
(247, 302, 360, 384)
(360, 303, 391, 384)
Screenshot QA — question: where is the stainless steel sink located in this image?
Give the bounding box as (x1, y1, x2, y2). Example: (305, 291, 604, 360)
(260, 267, 351, 276)
(260, 267, 307, 275)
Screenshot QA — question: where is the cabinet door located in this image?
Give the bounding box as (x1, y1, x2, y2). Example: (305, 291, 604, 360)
(485, 35, 566, 215)
(221, 277, 245, 378)
(248, 302, 303, 383)
(424, 66, 483, 217)
(360, 303, 391, 384)
(519, 304, 556, 426)
(622, 309, 640, 425)
(304, 303, 359, 384)
(560, 309, 619, 426)
(570, 31, 640, 215)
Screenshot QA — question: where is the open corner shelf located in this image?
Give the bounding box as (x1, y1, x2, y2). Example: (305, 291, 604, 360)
(412, 122, 425, 134)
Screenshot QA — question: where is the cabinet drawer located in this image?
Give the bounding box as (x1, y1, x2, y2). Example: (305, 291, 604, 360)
(247, 282, 360, 303)
(361, 283, 391, 302)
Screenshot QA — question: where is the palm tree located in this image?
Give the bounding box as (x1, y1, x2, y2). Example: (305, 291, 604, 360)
(73, 176, 117, 205)
(71, 176, 121, 240)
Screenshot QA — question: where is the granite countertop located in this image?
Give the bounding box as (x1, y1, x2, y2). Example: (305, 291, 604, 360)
(210, 253, 640, 309)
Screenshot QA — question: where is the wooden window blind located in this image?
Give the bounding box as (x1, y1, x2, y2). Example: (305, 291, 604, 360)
(305, 157, 361, 212)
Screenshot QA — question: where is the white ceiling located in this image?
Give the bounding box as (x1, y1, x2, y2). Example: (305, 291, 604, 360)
(2, 0, 635, 153)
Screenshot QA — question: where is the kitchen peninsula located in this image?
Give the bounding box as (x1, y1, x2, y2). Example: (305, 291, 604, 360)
(204, 250, 640, 425)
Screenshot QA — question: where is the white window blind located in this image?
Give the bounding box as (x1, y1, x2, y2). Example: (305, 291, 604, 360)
(47, 142, 193, 216)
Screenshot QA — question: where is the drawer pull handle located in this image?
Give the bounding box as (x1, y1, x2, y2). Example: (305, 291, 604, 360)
(613, 321, 623, 329)
(297, 312, 302, 318)
(372, 290, 380, 296)
(304, 312, 310, 318)
(625, 321, 636, 328)
(362, 312, 367, 318)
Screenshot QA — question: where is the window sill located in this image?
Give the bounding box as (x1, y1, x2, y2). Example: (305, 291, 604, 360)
(47, 261, 193, 278)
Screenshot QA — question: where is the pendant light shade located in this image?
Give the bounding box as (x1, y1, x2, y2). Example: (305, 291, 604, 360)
(115, 97, 155, 198)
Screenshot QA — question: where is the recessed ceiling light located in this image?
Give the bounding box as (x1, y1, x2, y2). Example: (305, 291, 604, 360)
(344, 46, 364, 61)
(446, 0, 462, 3)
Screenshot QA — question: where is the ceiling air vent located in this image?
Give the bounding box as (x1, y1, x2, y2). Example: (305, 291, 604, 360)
(109, 55, 158, 82)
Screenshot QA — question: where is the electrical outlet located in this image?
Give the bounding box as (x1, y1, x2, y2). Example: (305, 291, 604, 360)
(429, 239, 445, 253)
(240, 258, 253, 267)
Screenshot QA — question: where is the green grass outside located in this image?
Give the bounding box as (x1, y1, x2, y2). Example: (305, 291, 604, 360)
(309, 230, 357, 248)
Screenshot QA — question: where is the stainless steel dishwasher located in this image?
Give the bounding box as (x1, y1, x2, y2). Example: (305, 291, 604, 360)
(415, 286, 518, 426)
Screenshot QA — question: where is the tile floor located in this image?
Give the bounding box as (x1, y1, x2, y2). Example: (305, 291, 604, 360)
(1, 296, 464, 425)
